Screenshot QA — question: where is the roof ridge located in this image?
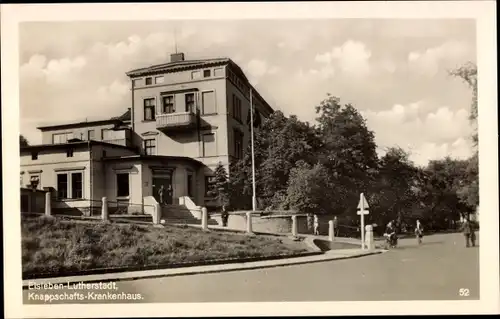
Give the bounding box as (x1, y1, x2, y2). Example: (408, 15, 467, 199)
(126, 57, 230, 76)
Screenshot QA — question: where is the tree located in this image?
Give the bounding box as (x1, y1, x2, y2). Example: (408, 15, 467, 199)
(207, 162, 230, 211)
(449, 62, 478, 126)
(456, 153, 479, 208)
(20, 135, 29, 147)
(284, 161, 331, 215)
(368, 147, 421, 227)
(449, 62, 479, 208)
(315, 95, 379, 216)
(417, 157, 473, 230)
(229, 110, 320, 210)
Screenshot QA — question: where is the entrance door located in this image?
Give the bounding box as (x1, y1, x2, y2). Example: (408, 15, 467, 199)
(152, 175, 173, 205)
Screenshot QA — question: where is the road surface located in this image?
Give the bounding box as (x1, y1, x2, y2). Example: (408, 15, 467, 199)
(24, 232, 479, 303)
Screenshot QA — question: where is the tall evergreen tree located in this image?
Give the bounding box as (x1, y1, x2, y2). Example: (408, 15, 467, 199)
(207, 162, 230, 210)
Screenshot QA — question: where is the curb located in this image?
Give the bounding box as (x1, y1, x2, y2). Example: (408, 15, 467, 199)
(22, 251, 322, 281)
(22, 250, 384, 289)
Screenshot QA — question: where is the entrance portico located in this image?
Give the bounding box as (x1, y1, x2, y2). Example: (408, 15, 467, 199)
(102, 155, 205, 207)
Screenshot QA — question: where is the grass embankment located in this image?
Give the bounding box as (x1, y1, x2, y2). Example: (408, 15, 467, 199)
(22, 216, 308, 277)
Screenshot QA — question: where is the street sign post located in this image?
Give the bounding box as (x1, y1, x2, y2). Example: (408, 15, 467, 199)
(357, 193, 369, 250)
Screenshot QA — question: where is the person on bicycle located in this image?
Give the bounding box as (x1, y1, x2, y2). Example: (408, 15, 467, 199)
(385, 221, 397, 247)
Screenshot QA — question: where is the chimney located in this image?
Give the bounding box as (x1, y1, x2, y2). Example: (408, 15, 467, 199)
(170, 52, 185, 62)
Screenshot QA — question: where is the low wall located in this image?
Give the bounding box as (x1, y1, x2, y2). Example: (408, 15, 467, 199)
(210, 211, 337, 235)
(178, 196, 202, 219)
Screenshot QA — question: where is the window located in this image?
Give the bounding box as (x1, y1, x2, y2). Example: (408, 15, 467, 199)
(232, 94, 242, 122)
(144, 98, 156, 121)
(214, 67, 224, 77)
(88, 130, 95, 140)
(162, 95, 175, 114)
(57, 174, 68, 199)
(132, 79, 141, 87)
(185, 93, 195, 112)
(234, 129, 243, 159)
(202, 91, 216, 114)
(187, 174, 194, 197)
(144, 139, 156, 155)
(145, 77, 153, 85)
(71, 172, 83, 199)
(103, 150, 107, 158)
(57, 172, 83, 199)
(155, 76, 165, 84)
(66, 149, 74, 157)
(205, 176, 215, 196)
(203, 70, 211, 78)
(30, 175, 40, 189)
(191, 71, 201, 80)
(116, 173, 130, 197)
(202, 133, 216, 157)
(31, 152, 38, 160)
(52, 132, 72, 144)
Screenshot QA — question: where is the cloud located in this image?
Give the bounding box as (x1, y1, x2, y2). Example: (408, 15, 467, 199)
(411, 138, 473, 167)
(243, 59, 280, 84)
(18, 20, 476, 167)
(315, 40, 372, 78)
(362, 101, 473, 166)
(408, 41, 471, 76)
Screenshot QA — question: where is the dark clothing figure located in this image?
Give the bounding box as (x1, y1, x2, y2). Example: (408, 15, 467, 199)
(385, 223, 397, 247)
(221, 208, 229, 227)
(333, 217, 339, 237)
(461, 219, 475, 247)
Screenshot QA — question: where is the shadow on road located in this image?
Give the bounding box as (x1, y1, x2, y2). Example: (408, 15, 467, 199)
(419, 241, 444, 246)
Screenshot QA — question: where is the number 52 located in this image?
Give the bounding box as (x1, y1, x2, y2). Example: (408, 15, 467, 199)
(459, 288, 470, 297)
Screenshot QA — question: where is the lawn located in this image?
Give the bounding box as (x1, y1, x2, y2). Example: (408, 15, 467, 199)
(21, 216, 308, 277)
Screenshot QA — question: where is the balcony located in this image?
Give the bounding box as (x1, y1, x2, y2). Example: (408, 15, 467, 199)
(156, 111, 197, 133)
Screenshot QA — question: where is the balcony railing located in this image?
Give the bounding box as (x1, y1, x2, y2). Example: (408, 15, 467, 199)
(156, 111, 197, 132)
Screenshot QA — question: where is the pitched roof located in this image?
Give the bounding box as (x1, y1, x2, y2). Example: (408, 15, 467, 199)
(37, 109, 131, 131)
(126, 58, 231, 77)
(20, 140, 136, 153)
(102, 154, 204, 167)
(111, 108, 131, 122)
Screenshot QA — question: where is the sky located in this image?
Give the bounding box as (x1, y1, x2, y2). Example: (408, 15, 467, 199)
(19, 19, 477, 166)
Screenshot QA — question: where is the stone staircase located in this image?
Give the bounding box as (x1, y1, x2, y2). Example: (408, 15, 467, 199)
(160, 204, 203, 225)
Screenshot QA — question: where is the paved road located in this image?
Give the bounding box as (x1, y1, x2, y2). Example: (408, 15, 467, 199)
(24, 232, 479, 303)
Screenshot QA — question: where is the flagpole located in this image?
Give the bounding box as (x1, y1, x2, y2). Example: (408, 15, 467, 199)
(250, 88, 257, 211)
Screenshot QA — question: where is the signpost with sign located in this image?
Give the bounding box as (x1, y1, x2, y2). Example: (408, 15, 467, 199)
(357, 193, 370, 250)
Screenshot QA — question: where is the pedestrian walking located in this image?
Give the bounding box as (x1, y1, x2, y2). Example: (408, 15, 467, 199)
(333, 216, 339, 237)
(221, 205, 229, 227)
(307, 213, 314, 233)
(313, 214, 320, 235)
(415, 219, 424, 245)
(461, 216, 473, 247)
(470, 218, 477, 247)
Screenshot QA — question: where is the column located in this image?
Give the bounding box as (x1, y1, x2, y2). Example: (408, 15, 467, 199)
(101, 197, 109, 222)
(201, 207, 208, 231)
(365, 225, 375, 250)
(246, 212, 253, 234)
(153, 202, 161, 224)
(291, 215, 298, 237)
(44, 192, 51, 217)
(329, 220, 334, 241)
